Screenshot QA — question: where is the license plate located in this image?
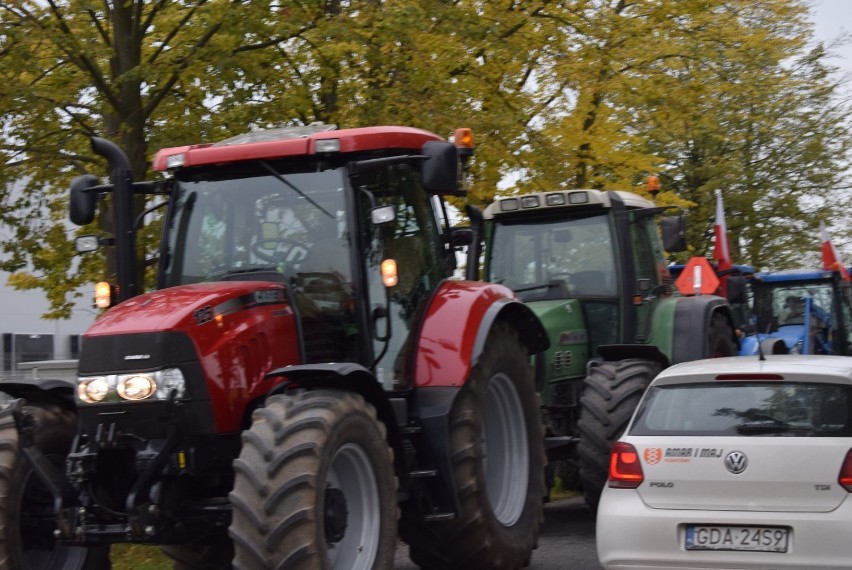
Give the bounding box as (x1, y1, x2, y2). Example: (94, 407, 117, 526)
(685, 525, 789, 552)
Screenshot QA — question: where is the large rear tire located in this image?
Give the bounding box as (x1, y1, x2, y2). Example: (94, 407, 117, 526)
(401, 322, 546, 569)
(0, 402, 110, 569)
(228, 390, 397, 570)
(577, 359, 660, 511)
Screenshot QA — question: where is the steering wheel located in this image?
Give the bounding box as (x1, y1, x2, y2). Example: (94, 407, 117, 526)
(251, 238, 310, 266)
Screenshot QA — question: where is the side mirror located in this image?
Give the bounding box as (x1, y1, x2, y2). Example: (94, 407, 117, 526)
(726, 275, 748, 304)
(421, 141, 460, 195)
(69, 174, 100, 226)
(661, 215, 686, 253)
(75, 235, 100, 253)
(371, 205, 396, 225)
(372, 305, 390, 342)
(451, 227, 474, 248)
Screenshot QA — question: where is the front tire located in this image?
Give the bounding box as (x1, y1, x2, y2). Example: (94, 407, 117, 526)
(577, 359, 660, 511)
(402, 322, 546, 569)
(228, 390, 397, 570)
(0, 402, 110, 570)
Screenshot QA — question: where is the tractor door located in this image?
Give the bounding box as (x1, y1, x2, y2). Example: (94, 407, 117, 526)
(627, 212, 669, 342)
(353, 164, 449, 391)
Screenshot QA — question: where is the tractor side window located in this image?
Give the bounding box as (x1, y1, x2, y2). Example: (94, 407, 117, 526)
(357, 164, 446, 389)
(630, 216, 664, 291)
(630, 216, 666, 337)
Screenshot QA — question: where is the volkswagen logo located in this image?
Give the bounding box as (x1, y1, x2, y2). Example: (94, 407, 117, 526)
(725, 451, 748, 474)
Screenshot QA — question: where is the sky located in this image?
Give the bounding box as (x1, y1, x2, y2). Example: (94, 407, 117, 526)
(810, 0, 852, 79)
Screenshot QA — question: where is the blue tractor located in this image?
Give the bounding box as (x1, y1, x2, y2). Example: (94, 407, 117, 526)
(740, 268, 852, 356)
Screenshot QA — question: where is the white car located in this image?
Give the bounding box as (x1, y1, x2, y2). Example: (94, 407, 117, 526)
(596, 355, 852, 570)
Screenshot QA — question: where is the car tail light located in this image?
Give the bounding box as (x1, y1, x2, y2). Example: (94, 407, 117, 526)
(608, 442, 644, 489)
(838, 449, 852, 492)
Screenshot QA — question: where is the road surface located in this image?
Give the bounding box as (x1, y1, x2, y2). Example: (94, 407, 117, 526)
(394, 496, 603, 569)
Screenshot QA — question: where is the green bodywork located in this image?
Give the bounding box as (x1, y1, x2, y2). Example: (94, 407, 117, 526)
(528, 295, 678, 393)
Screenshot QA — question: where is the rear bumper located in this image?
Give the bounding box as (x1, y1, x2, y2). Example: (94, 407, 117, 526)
(596, 489, 852, 570)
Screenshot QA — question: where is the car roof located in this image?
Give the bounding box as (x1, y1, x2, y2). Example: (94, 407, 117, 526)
(651, 355, 852, 387)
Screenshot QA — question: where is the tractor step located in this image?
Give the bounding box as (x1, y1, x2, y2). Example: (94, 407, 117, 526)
(409, 469, 438, 478)
(424, 512, 455, 522)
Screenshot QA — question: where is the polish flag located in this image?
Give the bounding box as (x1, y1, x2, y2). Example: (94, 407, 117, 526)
(713, 190, 732, 296)
(820, 222, 851, 281)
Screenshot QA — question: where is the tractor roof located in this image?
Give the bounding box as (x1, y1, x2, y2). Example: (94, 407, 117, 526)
(753, 269, 838, 283)
(151, 124, 444, 171)
(482, 189, 654, 219)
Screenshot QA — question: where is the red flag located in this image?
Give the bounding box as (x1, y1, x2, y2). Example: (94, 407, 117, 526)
(713, 190, 732, 296)
(820, 223, 851, 281)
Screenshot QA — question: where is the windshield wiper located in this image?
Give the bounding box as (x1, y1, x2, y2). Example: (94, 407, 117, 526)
(512, 280, 563, 293)
(208, 266, 282, 281)
(735, 419, 808, 435)
(257, 160, 334, 219)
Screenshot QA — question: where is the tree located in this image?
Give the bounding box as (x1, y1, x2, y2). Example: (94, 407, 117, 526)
(0, 0, 562, 315)
(1, 0, 850, 317)
(636, 1, 852, 268)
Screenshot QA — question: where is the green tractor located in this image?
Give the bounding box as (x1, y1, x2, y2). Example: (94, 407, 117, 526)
(472, 188, 740, 507)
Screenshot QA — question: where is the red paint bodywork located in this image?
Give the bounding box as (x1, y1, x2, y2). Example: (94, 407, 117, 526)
(414, 280, 516, 387)
(151, 126, 443, 171)
(85, 282, 300, 432)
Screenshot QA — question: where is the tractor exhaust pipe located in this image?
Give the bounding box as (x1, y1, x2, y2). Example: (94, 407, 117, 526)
(91, 137, 138, 301)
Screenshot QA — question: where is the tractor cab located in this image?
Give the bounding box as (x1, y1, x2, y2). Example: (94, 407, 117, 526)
(741, 269, 852, 355)
(481, 189, 680, 365)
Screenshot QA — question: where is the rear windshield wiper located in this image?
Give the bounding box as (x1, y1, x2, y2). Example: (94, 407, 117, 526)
(735, 419, 808, 435)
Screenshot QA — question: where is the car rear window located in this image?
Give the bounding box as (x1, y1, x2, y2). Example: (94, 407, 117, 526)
(629, 382, 852, 437)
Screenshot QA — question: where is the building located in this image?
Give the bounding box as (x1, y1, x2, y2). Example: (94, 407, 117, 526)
(0, 270, 96, 379)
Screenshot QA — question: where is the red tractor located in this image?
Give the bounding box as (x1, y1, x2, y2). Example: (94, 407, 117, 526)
(0, 124, 548, 569)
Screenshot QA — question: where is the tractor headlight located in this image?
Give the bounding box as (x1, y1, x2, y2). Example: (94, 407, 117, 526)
(117, 375, 157, 400)
(76, 368, 187, 404)
(78, 377, 110, 404)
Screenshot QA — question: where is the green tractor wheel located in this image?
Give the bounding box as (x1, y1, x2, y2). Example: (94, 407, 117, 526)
(577, 359, 661, 511)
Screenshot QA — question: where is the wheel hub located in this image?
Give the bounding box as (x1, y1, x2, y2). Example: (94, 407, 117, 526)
(324, 486, 348, 543)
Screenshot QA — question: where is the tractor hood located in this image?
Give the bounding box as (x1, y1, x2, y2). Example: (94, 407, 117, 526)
(86, 281, 290, 335)
(79, 281, 301, 434)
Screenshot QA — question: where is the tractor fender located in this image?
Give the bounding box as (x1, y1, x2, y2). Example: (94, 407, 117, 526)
(413, 280, 549, 388)
(670, 295, 737, 363)
(0, 377, 77, 411)
(265, 363, 408, 476)
(596, 344, 670, 369)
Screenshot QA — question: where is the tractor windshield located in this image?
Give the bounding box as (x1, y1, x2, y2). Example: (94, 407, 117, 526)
(750, 278, 852, 355)
(161, 160, 351, 288)
(752, 281, 835, 331)
(486, 213, 617, 301)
